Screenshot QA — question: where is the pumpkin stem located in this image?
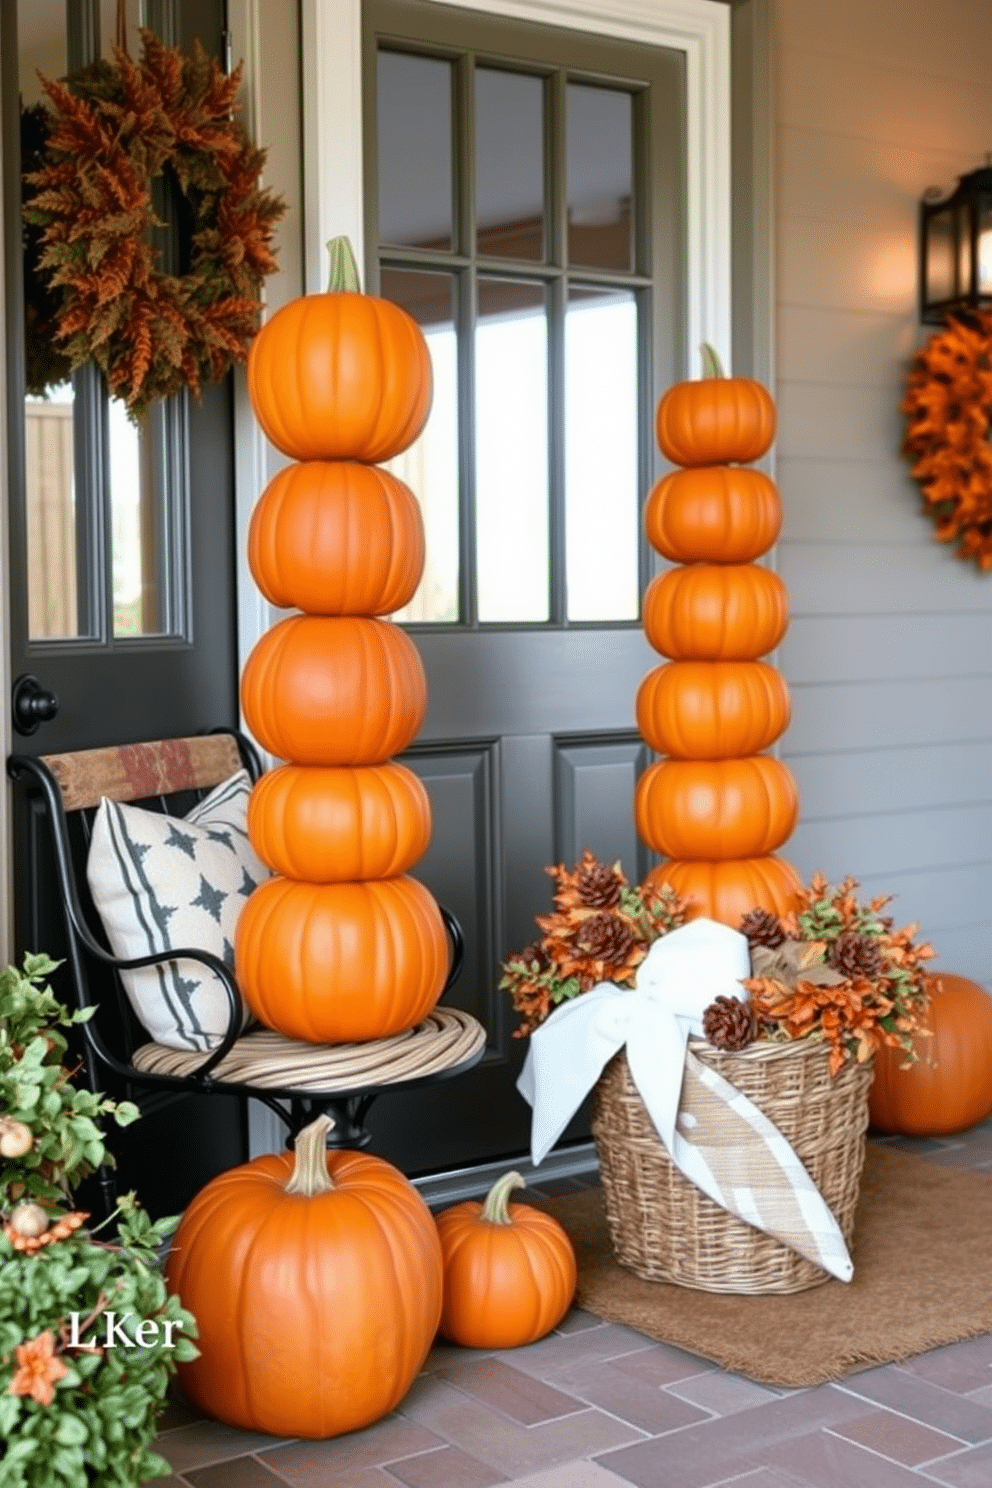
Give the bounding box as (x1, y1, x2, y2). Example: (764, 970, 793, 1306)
(327, 235, 362, 294)
(479, 1170, 527, 1225)
(284, 1113, 336, 1196)
(700, 342, 725, 378)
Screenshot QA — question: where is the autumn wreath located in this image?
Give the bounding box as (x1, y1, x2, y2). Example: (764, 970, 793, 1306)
(21, 30, 284, 420)
(902, 311, 992, 569)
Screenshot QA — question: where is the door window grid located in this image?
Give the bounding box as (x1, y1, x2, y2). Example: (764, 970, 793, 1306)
(20, 0, 190, 645)
(375, 45, 650, 629)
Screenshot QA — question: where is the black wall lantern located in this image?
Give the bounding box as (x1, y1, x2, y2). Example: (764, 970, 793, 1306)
(920, 161, 992, 323)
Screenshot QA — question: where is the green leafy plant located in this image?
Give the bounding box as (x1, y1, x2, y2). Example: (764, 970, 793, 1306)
(1, 955, 198, 1487)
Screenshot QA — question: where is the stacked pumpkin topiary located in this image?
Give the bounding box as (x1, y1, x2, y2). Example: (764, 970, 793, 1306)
(634, 348, 804, 926)
(236, 237, 450, 1041)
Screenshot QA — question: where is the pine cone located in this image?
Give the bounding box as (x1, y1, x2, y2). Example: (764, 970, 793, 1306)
(828, 930, 885, 980)
(738, 907, 786, 949)
(702, 995, 758, 1051)
(575, 859, 623, 909)
(574, 912, 635, 969)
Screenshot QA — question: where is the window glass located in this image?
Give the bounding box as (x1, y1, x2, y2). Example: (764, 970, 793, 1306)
(378, 51, 454, 250)
(475, 280, 549, 623)
(567, 83, 633, 271)
(382, 269, 460, 624)
(476, 68, 545, 261)
(565, 288, 639, 621)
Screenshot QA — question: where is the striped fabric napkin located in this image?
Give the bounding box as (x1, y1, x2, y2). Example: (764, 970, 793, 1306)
(516, 918, 853, 1283)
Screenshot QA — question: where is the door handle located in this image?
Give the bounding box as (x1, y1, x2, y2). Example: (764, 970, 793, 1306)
(12, 674, 60, 737)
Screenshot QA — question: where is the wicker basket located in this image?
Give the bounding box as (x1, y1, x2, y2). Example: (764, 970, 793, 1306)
(590, 1036, 873, 1295)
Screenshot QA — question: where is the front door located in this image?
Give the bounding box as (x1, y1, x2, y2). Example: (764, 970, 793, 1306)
(361, 0, 685, 1175)
(4, 0, 242, 1212)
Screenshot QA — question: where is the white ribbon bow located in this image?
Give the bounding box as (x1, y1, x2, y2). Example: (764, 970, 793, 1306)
(516, 917, 853, 1283)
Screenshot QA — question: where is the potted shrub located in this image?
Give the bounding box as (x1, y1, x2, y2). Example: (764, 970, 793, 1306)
(0, 954, 197, 1486)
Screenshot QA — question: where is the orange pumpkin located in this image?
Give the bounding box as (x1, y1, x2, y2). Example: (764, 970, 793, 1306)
(248, 460, 425, 616)
(643, 563, 789, 660)
(869, 973, 992, 1136)
(166, 1114, 442, 1438)
(235, 874, 450, 1041)
(636, 660, 791, 759)
(240, 615, 426, 766)
(247, 238, 432, 464)
(645, 466, 781, 564)
(655, 347, 776, 468)
(435, 1171, 577, 1349)
(635, 756, 799, 860)
(248, 762, 432, 882)
(646, 854, 803, 927)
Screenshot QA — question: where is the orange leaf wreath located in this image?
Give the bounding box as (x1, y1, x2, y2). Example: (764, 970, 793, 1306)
(902, 312, 992, 569)
(21, 31, 284, 420)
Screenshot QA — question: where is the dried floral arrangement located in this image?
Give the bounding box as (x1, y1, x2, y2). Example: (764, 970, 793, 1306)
(21, 30, 285, 420)
(0, 954, 197, 1486)
(500, 851, 689, 1037)
(902, 311, 992, 570)
(735, 875, 935, 1074)
(502, 858, 934, 1078)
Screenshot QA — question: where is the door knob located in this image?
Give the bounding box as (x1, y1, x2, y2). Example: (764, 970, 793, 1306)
(12, 674, 60, 736)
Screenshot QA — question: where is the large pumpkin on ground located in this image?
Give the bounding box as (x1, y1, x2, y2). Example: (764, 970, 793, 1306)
(643, 563, 789, 661)
(869, 973, 992, 1136)
(166, 1114, 442, 1438)
(634, 756, 799, 861)
(645, 466, 781, 564)
(646, 854, 803, 927)
(435, 1172, 577, 1349)
(240, 615, 427, 766)
(235, 874, 450, 1041)
(636, 660, 791, 760)
(248, 460, 425, 616)
(248, 762, 432, 882)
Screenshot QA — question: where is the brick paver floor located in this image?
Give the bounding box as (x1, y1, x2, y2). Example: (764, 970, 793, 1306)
(155, 1118, 992, 1487)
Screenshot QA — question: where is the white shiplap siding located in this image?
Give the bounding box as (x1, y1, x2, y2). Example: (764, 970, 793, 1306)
(774, 0, 992, 981)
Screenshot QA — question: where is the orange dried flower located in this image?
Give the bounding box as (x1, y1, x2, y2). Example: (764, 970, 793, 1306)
(9, 1330, 69, 1407)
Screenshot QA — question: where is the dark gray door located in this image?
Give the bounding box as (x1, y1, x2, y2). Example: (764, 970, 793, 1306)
(361, 0, 684, 1175)
(4, 0, 242, 1213)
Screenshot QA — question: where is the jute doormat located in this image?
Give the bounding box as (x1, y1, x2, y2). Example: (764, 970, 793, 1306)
(535, 1144, 992, 1388)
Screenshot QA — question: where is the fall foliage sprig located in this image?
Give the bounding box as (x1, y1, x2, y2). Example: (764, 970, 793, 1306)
(741, 874, 935, 1076)
(500, 851, 689, 1036)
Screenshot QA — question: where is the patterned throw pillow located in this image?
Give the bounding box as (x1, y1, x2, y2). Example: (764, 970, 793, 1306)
(86, 770, 268, 1051)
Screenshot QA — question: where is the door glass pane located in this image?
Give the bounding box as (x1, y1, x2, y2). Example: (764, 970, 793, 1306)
(381, 269, 460, 624)
(378, 51, 453, 251)
(476, 68, 545, 261)
(565, 288, 639, 622)
(567, 83, 633, 270)
(476, 280, 549, 623)
(110, 401, 175, 636)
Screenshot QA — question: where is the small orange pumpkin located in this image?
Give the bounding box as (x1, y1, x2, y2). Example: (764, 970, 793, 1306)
(643, 562, 789, 661)
(645, 465, 781, 564)
(634, 756, 799, 860)
(240, 615, 427, 766)
(435, 1171, 577, 1349)
(636, 660, 791, 759)
(869, 973, 992, 1136)
(235, 874, 449, 1042)
(646, 854, 803, 927)
(655, 345, 776, 468)
(166, 1114, 442, 1438)
(248, 762, 432, 882)
(247, 237, 432, 464)
(248, 460, 425, 616)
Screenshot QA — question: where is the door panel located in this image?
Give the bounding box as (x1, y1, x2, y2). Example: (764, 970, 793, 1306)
(362, 0, 684, 1177)
(4, 0, 242, 1214)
